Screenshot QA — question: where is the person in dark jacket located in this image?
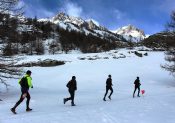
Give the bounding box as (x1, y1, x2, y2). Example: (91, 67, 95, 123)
(103, 75, 113, 101)
(133, 77, 141, 98)
(63, 76, 77, 106)
(11, 70, 33, 114)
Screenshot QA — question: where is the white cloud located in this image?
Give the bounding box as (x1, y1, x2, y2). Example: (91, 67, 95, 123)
(17, 0, 25, 8)
(61, 1, 83, 17)
(114, 9, 125, 19)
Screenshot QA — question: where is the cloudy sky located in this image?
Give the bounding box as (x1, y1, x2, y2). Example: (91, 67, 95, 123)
(22, 0, 175, 35)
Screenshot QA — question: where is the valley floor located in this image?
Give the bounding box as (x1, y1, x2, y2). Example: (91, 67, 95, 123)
(0, 49, 175, 123)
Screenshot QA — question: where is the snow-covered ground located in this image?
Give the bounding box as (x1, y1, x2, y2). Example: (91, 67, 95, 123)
(0, 49, 175, 123)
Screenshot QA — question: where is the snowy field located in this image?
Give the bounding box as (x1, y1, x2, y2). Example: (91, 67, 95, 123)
(0, 49, 175, 123)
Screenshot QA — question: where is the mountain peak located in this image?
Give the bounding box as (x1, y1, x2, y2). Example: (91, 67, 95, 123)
(52, 12, 68, 21)
(126, 24, 136, 30)
(51, 12, 85, 26)
(113, 24, 146, 42)
(120, 24, 140, 32)
(86, 19, 100, 27)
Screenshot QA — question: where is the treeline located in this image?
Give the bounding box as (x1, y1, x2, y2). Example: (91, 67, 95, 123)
(142, 32, 175, 50)
(0, 12, 127, 56)
(0, 13, 54, 55)
(59, 28, 120, 53)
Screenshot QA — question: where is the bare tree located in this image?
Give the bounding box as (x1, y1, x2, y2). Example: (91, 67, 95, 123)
(162, 11, 175, 76)
(0, 0, 24, 90)
(166, 11, 175, 32)
(162, 49, 175, 76)
(0, 56, 23, 88)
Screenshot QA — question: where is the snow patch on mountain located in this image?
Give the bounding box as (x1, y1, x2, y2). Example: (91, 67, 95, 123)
(38, 18, 50, 22)
(51, 12, 85, 26)
(112, 24, 146, 42)
(86, 19, 100, 27)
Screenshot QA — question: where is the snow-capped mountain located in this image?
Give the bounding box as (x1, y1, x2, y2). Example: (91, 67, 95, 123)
(50, 12, 108, 31)
(51, 12, 85, 26)
(113, 24, 146, 42)
(39, 12, 125, 42)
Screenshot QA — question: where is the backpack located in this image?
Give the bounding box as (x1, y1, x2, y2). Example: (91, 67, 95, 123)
(19, 77, 28, 88)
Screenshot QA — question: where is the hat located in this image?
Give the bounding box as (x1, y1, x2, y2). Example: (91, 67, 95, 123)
(72, 76, 76, 79)
(26, 70, 32, 75)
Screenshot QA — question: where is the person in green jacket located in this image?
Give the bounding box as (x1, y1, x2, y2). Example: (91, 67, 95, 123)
(11, 70, 33, 114)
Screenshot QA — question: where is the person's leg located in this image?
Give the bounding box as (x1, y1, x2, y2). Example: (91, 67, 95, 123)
(70, 91, 75, 106)
(26, 92, 31, 110)
(11, 93, 25, 114)
(12, 94, 25, 109)
(133, 86, 137, 97)
(108, 87, 113, 100)
(137, 87, 140, 97)
(103, 87, 109, 101)
(64, 90, 72, 104)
